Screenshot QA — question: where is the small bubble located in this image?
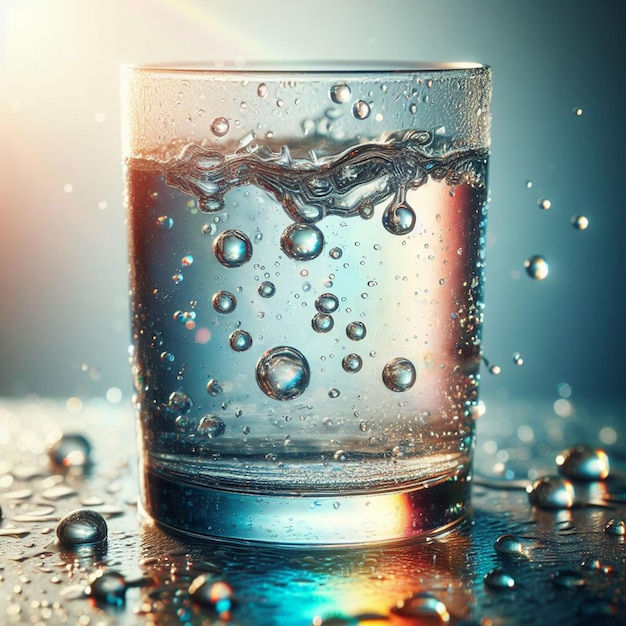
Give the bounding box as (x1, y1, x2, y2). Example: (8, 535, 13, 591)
(210, 117, 230, 137)
(512, 351, 524, 366)
(352, 100, 371, 119)
(604, 518, 626, 536)
(256, 346, 310, 401)
(212, 290, 237, 314)
(202, 223, 218, 236)
(525, 180, 533, 189)
(315, 293, 339, 313)
(484, 568, 516, 589)
(181, 254, 194, 266)
(382, 358, 416, 392)
(329, 247, 343, 260)
(229, 329, 253, 352)
(408, 102, 418, 114)
(494, 534, 524, 555)
(538, 198, 552, 210)
(571, 215, 589, 230)
(280, 223, 324, 260)
(312, 313, 334, 333)
(346, 321, 367, 341)
(198, 415, 226, 438)
(206, 379, 223, 396)
(573, 107, 583, 116)
(258, 281, 276, 298)
(328, 388, 340, 398)
(87, 570, 127, 606)
(556, 444, 610, 481)
(172, 273, 184, 285)
(214, 229, 253, 268)
(329, 83, 351, 104)
(156, 216, 173, 229)
(342, 353, 363, 373)
(527, 475, 575, 509)
(160, 351, 175, 364)
(168, 390, 193, 413)
(57, 509, 108, 547)
(257, 83, 268, 98)
(524, 255, 549, 280)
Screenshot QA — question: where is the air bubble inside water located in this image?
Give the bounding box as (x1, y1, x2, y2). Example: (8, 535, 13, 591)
(198, 415, 226, 438)
(312, 313, 334, 333)
(524, 255, 549, 280)
(214, 229, 252, 267)
(346, 321, 367, 341)
(572, 215, 589, 230)
(258, 281, 276, 298)
(315, 293, 339, 313)
(212, 290, 237, 314)
(229, 329, 253, 352)
(210, 117, 230, 137)
(256, 346, 310, 400)
(206, 379, 223, 396)
(342, 353, 363, 373)
(280, 223, 324, 260)
(382, 358, 416, 392)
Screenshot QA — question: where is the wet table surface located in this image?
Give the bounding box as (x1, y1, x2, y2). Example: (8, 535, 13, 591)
(1, 395, 625, 625)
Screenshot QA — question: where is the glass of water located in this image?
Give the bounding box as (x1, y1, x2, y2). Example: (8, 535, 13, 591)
(121, 62, 491, 545)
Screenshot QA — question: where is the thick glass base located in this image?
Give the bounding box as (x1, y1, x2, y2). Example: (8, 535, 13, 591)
(141, 465, 471, 546)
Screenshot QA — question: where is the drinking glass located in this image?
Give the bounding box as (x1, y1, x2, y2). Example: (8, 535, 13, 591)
(121, 62, 491, 545)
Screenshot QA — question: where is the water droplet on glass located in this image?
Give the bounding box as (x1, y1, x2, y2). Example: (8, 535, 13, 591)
(552, 570, 585, 589)
(229, 329, 253, 352)
(342, 353, 363, 373)
(87, 570, 127, 606)
(213, 229, 252, 267)
(527, 475, 575, 509)
(392, 592, 450, 621)
(524, 255, 549, 280)
(156, 216, 173, 229)
(329, 247, 343, 260)
(210, 117, 230, 137)
(257, 83, 268, 98)
(346, 321, 367, 341)
(280, 223, 324, 260)
(168, 390, 193, 414)
(352, 100, 371, 119)
(604, 518, 626, 536)
(382, 358, 416, 392)
(57, 509, 108, 547)
(312, 313, 334, 333)
(48, 433, 92, 469)
(383, 197, 416, 235)
(256, 346, 310, 400)
(188, 574, 233, 618)
(206, 379, 223, 396)
(328, 388, 340, 399)
(198, 415, 226, 438)
(556, 444, 610, 481)
(571, 215, 589, 230)
(484, 568, 516, 589)
(330, 83, 351, 104)
(494, 533, 524, 555)
(315, 293, 339, 313)
(212, 290, 237, 314)
(538, 198, 552, 210)
(258, 281, 276, 298)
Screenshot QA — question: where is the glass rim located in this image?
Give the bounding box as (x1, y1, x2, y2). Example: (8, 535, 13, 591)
(122, 60, 490, 76)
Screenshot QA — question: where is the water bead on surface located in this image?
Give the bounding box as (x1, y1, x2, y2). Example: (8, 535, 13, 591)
(258, 281, 276, 298)
(352, 100, 371, 120)
(604, 518, 626, 536)
(198, 415, 226, 438)
(256, 346, 311, 401)
(315, 293, 339, 313)
(382, 358, 417, 392)
(188, 575, 234, 618)
(312, 313, 334, 333)
(524, 255, 549, 280)
(48, 433, 92, 469)
(556, 444, 610, 481)
(280, 223, 324, 261)
(210, 116, 230, 137)
(484, 568, 516, 589)
(494, 533, 524, 556)
(56, 509, 108, 547)
(527, 475, 575, 509)
(346, 321, 367, 341)
(342, 353, 363, 373)
(391, 592, 450, 622)
(213, 229, 252, 268)
(328, 388, 340, 399)
(329, 83, 351, 104)
(229, 329, 253, 352)
(87, 570, 127, 606)
(212, 290, 237, 314)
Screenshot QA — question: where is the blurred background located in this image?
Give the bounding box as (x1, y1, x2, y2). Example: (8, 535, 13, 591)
(1, 0, 624, 409)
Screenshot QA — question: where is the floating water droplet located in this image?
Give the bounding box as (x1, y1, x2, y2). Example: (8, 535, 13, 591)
(256, 346, 310, 400)
(280, 223, 324, 260)
(87, 569, 127, 606)
(552, 569, 585, 589)
(48, 433, 92, 469)
(382, 358, 416, 392)
(188, 574, 233, 618)
(328, 388, 340, 399)
(346, 321, 367, 341)
(156, 216, 173, 229)
(352, 100, 371, 119)
(210, 117, 230, 137)
(206, 379, 223, 396)
(315, 293, 339, 313)
(571, 215, 589, 230)
(392, 592, 450, 621)
(329, 83, 351, 104)
(160, 351, 175, 364)
(229, 329, 253, 352)
(198, 415, 226, 438)
(329, 247, 343, 259)
(212, 290, 237, 314)
(556, 444, 610, 481)
(494, 533, 524, 555)
(342, 353, 363, 373)
(213, 229, 252, 267)
(527, 475, 575, 509)
(258, 281, 276, 298)
(512, 351, 524, 366)
(484, 568, 516, 589)
(604, 518, 626, 536)
(312, 313, 334, 333)
(538, 198, 552, 210)
(57, 509, 108, 547)
(382, 196, 416, 235)
(168, 390, 193, 413)
(524, 255, 549, 280)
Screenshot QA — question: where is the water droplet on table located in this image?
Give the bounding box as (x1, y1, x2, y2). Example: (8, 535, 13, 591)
(484, 568, 516, 589)
(48, 433, 92, 469)
(87, 569, 127, 606)
(556, 444, 610, 481)
(527, 475, 575, 509)
(56, 509, 107, 547)
(494, 533, 524, 555)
